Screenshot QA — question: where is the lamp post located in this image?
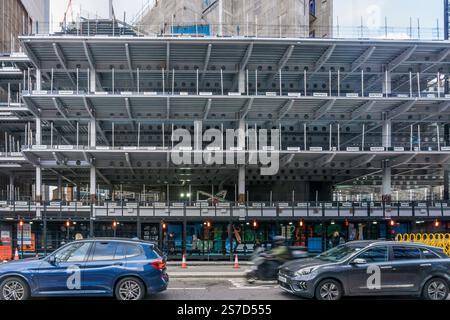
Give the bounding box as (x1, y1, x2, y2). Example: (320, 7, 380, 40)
(186, 193, 191, 206)
(65, 220, 71, 241)
(161, 221, 167, 252)
(112, 220, 118, 237)
(19, 218, 24, 259)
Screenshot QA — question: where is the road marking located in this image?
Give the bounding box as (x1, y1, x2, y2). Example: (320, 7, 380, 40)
(228, 279, 278, 290)
(168, 288, 207, 290)
(230, 287, 273, 290)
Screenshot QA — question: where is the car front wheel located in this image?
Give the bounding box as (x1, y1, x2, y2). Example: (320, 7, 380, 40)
(0, 277, 30, 301)
(315, 279, 343, 301)
(423, 278, 449, 301)
(115, 277, 146, 301)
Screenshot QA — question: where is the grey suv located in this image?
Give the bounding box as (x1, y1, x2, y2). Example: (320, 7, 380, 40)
(279, 241, 450, 300)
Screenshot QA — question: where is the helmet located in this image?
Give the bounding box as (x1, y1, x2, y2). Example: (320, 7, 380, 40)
(273, 236, 286, 246)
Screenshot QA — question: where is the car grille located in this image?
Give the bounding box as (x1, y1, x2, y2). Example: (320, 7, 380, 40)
(279, 281, 292, 291)
(296, 281, 308, 291)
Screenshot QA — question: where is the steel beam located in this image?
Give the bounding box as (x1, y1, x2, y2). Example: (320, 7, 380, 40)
(316, 153, 336, 167)
(351, 101, 376, 120)
(239, 98, 254, 120)
(53, 43, 76, 86)
(350, 154, 376, 168)
(200, 44, 212, 84)
(386, 99, 417, 120)
(203, 98, 212, 120)
(125, 152, 135, 175)
(313, 99, 336, 121)
(83, 41, 103, 89)
(52, 98, 76, 130)
(124, 98, 136, 131)
(266, 45, 295, 84)
(277, 99, 295, 121)
(310, 44, 336, 77)
(387, 45, 417, 73)
(125, 43, 135, 87)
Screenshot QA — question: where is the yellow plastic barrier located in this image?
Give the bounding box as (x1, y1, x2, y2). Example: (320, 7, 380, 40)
(397, 233, 450, 256)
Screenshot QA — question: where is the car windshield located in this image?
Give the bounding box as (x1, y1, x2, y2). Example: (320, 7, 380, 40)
(316, 244, 362, 262)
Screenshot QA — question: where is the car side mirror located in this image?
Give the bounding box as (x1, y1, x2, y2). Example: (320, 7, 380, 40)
(48, 255, 56, 265)
(350, 258, 367, 265)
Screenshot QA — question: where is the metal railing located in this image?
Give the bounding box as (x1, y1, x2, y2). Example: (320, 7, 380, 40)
(0, 200, 449, 220)
(24, 20, 446, 41)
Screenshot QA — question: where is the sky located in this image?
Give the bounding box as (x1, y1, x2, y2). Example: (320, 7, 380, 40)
(48, 0, 446, 36)
(333, 0, 445, 38)
(49, 0, 153, 29)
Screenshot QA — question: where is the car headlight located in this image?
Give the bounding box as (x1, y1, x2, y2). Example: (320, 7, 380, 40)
(295, 267, 318, 276)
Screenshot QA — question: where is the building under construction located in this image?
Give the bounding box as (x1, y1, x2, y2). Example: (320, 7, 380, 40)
(138, 0, 332, 38)
(0, 0, 450, 260)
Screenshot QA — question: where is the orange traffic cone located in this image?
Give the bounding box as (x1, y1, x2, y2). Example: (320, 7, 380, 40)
(233, 254, 240, 269)
(181, 254, 188, 269)
(13, 248, 19, 261)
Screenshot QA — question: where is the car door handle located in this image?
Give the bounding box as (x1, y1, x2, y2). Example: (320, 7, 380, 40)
(380, 266, 393, 270)
(420, 263, 432, 267)
(113, 262, 123, 266)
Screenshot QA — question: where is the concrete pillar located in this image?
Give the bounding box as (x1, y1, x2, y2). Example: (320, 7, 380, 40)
(90, 166, 97, 203)
(66, 185, 73, 202)
(382, 70, 392, 96)
(57, 176, 62, 200)
(9, 176, 14, 202)
(36, 118, 42, 145)
(382, 163, 392, 201)
(238, 70, 245, 94)
(382, 118, 392, 149)
(89, 68, 97, 93)
(109, 0, 114, 20)
(36, 69, 42, 91)
(43, 184, 50, 201)
(218, 0, 223, 36)
(238, 120, 246, 204)
(90, 119, 97, 148)
(238, 167, 246, 204)
(35, 166, 42, 202)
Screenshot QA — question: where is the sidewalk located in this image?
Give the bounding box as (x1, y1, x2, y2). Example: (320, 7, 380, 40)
(167, 262, 251, 278)
(167, 261, 252, 266)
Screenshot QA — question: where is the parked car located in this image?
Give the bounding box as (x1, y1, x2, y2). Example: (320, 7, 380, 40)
(0, 238, 168, 300)
(278, 240, 450, 300)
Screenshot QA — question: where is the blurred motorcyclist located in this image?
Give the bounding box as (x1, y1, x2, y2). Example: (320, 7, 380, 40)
(257, 236, 289, 279)
(247, 236, 309, 282)
(269, 236, 290, 262)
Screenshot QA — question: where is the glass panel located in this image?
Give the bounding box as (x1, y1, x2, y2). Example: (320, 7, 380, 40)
(91, 242, 118, 261)
(420, 248, 440, 259)
(54, 242, 91, 263)
(393, 246, 421, 260)
(125, 244, 142, 258)
(357, 246, 388, 263)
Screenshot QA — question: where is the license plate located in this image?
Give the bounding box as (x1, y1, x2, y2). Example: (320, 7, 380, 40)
(278, 276, 287, 283)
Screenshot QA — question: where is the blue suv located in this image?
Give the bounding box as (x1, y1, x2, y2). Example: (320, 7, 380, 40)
(0, 238, 168, 300)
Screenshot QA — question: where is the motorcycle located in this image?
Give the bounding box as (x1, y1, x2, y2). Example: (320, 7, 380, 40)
(245, 246, 309, 283)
